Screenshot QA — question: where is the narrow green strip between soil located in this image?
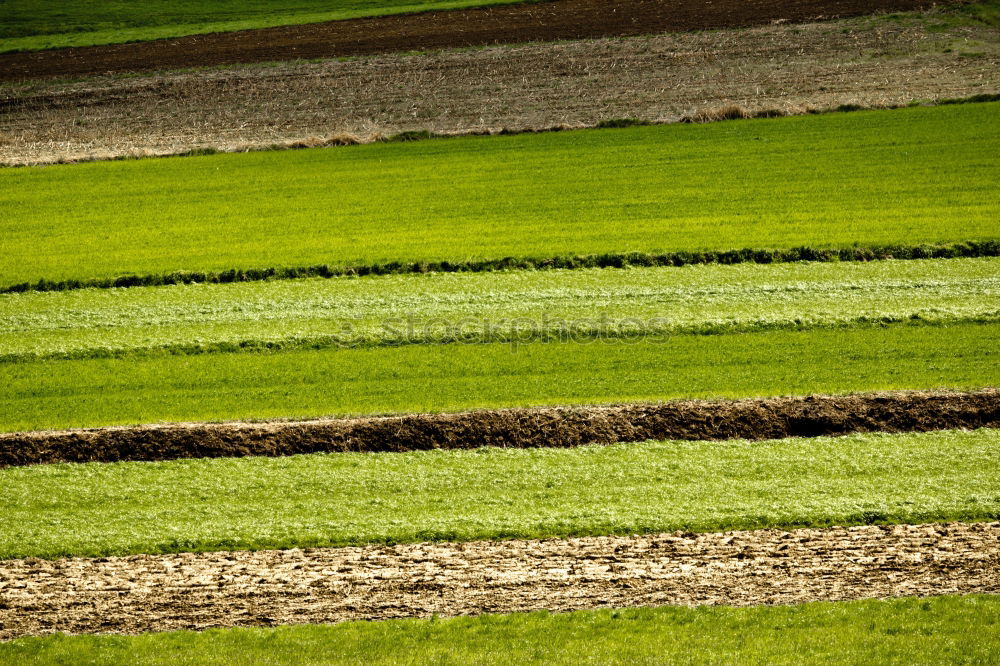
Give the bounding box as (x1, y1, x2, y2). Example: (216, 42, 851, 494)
(2, 321, 997, 433)
(2, 596, 998, 664)
(2, 103, 997, 290)
(1, 429, 998, 559)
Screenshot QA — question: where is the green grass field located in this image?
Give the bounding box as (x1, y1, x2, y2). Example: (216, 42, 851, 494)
(0, 0, 533, 53)
(2, 321, 998, 433)
(2, 596, 998, 665)
(2, 103, 997, 290)
(2, 429, 997, 559)
(2, 257, 996, 360)
(2, 2, 998, 655)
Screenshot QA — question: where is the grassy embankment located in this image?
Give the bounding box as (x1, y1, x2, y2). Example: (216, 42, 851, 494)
(2, 103, 997, 291)
(1, 429, 998, 559)
(2, 596, 998, 664)
(0, 0, 536, 53)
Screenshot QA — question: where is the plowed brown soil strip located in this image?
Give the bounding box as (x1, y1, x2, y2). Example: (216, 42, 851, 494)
(0, 0, 946, 81)
(1, 522, 997, 639)
(4, 10, 997, 166)
(2, 390, 997, 468)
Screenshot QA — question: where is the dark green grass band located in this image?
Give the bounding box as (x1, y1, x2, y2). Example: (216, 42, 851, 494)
(4, 103, 996, 288)
(4, 241, 996, 295)
(1, 596, 996, 665)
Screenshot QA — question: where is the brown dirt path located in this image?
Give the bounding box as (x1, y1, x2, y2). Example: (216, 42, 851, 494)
(0, 0, 948, 81)
(1, 522, 997, 639)
(2, 390, 997, 467)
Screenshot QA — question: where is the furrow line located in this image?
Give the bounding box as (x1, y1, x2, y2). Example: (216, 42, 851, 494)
(2, 522, 997, 639)
(3, 390, 997, 466)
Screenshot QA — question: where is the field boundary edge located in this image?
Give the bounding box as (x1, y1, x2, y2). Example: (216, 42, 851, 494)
(2, 389, 997, 466)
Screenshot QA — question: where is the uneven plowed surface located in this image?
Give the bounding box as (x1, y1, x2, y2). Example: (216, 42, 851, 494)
(4, 12, 997, 166)
(2, 390, 997, 467)
(0, 0, 945, 80)
(1, 522, 997, 639)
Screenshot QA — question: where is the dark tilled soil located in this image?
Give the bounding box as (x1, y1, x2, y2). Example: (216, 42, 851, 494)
(1, 522, 997, 639)
(0, 0, 947, 80)
(2, 390, 997, 467)
(5, 12, 997, 167)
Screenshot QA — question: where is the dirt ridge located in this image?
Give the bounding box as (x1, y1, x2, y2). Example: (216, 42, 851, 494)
(3, 390, 997, 467)
(1, 522, 997, 639)
(0, 0, 947, 81)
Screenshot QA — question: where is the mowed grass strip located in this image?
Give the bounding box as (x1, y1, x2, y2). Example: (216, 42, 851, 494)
(1, 428, 998, 559)
(2, 321, 998, 433)
(2, 596, 998, 665)
(0, 317, 995, 434)
(0, 0, 531, 52)
(2, 257, 997, 360)
(1, 103, 997, 289)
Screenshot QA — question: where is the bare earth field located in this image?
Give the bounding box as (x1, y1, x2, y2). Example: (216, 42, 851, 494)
(0, 0, 943, 81)
(1, 522, 997, 639)
(4, 390, 997, 467)
(2, 11, 997, 165)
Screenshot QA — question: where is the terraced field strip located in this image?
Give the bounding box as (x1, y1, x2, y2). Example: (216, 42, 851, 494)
(2, 103, 997, 290)
(5, 4, 996, 167)
(2, 429, 997, 559)
(0, 0, 944, 78)
(3, 391, 997, 466)
(3, 596, 998, 664)
(3, 257, 996, 361)
(1, 522, 997, 639)
(3, 321, 997, 433)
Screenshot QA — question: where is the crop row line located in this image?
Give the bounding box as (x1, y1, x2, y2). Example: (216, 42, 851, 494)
(3, 312, 997, 365)
(4, 241, 998, 295)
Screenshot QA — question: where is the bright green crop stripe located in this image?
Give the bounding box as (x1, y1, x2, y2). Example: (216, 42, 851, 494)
(2, 597, 999, 665)
(1, 321, 997, 433)
(1, 103, 997, 289)
(0, 0, 535, 53)
(1, 429, 997, 559)
(2, 257, 997, 361)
